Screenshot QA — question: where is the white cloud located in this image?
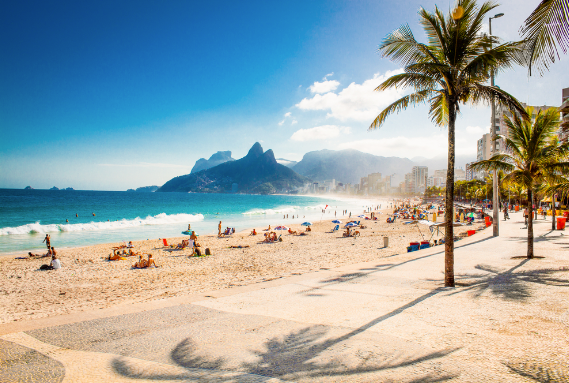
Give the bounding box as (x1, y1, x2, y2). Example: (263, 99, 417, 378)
(296, 69, 405, 121)
(278, 120, 285, 126)
(291, 125, 350, 142)
(308, 79, 340, 94)
(284, 112, 292, 117)
(291, 120, 298, 125)
(324, 72, 334, 79)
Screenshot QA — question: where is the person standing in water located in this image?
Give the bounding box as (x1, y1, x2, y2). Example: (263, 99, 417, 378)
(218, 221, 222, 237)
(43, 234, 51, 251)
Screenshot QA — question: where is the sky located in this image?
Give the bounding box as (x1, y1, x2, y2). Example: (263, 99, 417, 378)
(1, 0, 567, 190)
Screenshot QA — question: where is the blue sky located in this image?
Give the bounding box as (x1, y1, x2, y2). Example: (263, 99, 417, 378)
(1, 0, 567, 190)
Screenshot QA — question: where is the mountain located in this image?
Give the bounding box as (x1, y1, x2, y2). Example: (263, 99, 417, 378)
(157, 143, 309, 194)
(276, 158, 298, 168)
(126, 185, 158, 192)
(292, 149, 415, 184)
(191, 151, 235, 174)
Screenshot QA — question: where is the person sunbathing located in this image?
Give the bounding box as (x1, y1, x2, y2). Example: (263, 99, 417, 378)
(230, 245, 250, 248)
(288, 228, 297, 235)
(306, 226, 311, 232)
(250, 229, 257, 236)
(133, 255, 147, 268)
(146, 254, 157, 268)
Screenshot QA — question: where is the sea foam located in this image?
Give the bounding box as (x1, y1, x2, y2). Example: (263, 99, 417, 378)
(0, 213, 204, 236)
(242, 204, 327, 215)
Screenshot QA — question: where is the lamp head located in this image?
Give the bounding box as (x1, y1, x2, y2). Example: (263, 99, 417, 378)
(493, 13, 504, 18)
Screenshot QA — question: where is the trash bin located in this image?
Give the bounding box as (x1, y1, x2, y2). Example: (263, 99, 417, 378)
(515, 205, 519, 212)
(467, 230, 475, 236)
(383, 236, 389, 248)
(557, 217, 566, 230)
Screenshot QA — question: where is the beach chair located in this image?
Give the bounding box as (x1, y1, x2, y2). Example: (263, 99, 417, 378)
(332, 224, 339, 232)
(162, 239, 169, 247)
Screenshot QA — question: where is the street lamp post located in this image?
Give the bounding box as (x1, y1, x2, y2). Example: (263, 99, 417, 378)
(490, 12, 504, 237)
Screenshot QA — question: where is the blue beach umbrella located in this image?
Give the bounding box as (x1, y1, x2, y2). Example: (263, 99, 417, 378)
(357, 215, 365, 218)
(332, 220, 342, 224)
(301, 222, 313, 226)
(345, 222, 358, 227)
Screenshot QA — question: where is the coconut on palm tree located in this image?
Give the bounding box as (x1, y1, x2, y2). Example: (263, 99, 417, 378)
(471, 106, 568, 258)
(369, 0, 527, 286)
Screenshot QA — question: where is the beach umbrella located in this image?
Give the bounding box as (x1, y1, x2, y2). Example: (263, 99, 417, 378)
(467, 212, 475, 218)
(274, 226, 289, 230)
(301, 222, 312, 226)
(332, 220, 342, 224)
(357, 215, 365, 218)
(345, 222, 358, 227)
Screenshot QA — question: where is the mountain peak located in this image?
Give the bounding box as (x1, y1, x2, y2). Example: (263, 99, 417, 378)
(246, 142, 264, 159)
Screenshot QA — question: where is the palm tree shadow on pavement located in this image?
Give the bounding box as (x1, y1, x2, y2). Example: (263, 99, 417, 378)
(447, 259, 569, 302)
(111, 307, 459, 382)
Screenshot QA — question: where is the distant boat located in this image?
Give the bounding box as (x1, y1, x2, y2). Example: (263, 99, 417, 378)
(24, 186, 34, 190)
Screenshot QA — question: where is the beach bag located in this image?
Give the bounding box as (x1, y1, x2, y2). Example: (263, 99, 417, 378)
(205, 248, 211, 256)
(40, 264, 52, 270)
(194, 247, 202, 256)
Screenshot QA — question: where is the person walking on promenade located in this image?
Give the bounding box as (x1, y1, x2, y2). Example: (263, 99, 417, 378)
(523, 208, 529, 227)
(503, 206, 510, 220)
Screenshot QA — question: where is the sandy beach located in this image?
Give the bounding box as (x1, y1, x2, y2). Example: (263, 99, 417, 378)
(0, 207, 478, 324)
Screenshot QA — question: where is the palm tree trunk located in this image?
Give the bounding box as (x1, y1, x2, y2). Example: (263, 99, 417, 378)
(528, 188, 534, 258)
(444, 101, 456, 287)
(552, 193, 556, 231)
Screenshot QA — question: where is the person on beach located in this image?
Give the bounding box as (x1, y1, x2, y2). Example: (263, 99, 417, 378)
(40, 254, 61, 270)
(503, 206, 510, 220)
(187, 224, 191, 231)
(218, 221, 222, 237)
(43, 234, 51, 251)
(523, 208, 529, 226)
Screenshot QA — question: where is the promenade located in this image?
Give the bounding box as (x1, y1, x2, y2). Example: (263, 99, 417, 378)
(1, 211, 568, 382)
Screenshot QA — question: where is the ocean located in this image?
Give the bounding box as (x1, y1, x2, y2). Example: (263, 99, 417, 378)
(0, 189, 385, 254)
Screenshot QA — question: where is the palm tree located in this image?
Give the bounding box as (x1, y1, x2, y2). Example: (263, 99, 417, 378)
(369, 0, 527, 286)
(519, 0, 569, 75)
(471, 107, 568, 258)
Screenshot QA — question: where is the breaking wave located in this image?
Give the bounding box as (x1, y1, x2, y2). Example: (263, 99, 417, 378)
(0, 213, 204, 236)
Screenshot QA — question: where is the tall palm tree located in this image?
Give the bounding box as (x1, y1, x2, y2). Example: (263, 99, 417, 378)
(519, 0, 569, 75)
(369, 0, 527, 286)
(471, 107, 568, 258)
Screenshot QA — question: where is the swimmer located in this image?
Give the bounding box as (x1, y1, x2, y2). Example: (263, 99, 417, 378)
(76, 213, 78, 217)
(92, 212, 95, 216)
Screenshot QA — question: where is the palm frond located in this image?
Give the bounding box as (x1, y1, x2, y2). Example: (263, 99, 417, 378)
(376, 72, 440, 92)
(519, 0, 569, 75)
(369, 90, 433, 130)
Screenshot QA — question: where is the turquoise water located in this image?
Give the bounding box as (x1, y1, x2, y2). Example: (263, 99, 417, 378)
(0, 189, 382, 254)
